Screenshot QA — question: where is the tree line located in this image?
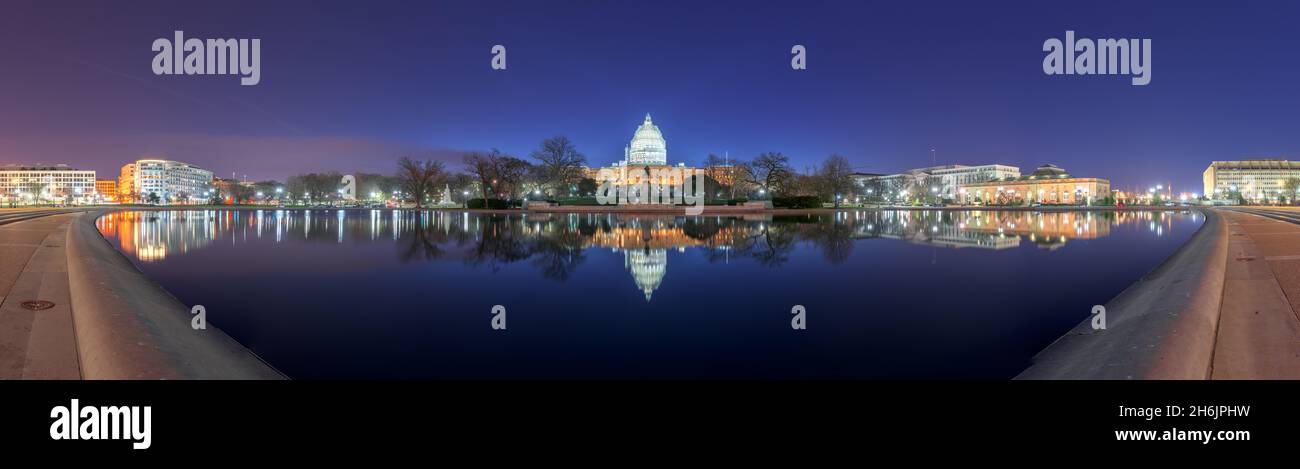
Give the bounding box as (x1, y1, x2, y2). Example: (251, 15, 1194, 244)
(259, 135, 864, 208)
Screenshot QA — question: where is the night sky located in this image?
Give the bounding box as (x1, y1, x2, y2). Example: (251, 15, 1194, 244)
(2, 0, 1297, 194)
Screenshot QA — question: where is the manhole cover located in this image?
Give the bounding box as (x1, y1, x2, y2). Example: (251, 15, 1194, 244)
(19, 300, 55, 311)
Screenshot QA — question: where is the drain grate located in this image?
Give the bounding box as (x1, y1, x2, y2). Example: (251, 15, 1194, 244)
(19, 300, 55, 311)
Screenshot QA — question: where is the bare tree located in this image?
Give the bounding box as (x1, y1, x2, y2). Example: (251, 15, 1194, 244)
(463, 150, 500, 202)
(494, 156, 532, 199)
(354, 173, 399, 200)
(463, 149, 532, 201)
(287, 171, 343, 202)
(1285, 178, 1300, 205)
(817, 154, 855, 207)
(529, 136, 586, 196)
(446, 173, 475, 204)
(703, 153, 735, 199)
(743, 152, 794, 197)
(397, 157, 446, 208)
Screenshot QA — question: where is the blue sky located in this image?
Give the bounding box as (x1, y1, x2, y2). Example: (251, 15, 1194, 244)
(2, 0, 1297, 193)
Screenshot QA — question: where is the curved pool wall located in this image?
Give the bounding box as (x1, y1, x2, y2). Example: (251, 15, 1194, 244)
(1017, 209, 1228, 379)
(67, 211, 283, 379)
(75, 207, 1222, 380)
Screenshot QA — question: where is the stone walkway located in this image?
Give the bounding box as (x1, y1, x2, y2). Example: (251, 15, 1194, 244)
(0, 213, 81, 379)
(1214, 210, 1300, 379)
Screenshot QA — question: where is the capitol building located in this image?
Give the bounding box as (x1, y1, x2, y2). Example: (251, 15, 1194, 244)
(625, 113, 669, 166)
(586, 114, 736, 188)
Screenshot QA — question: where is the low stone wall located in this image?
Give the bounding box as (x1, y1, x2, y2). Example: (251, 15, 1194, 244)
(1017, 209, 1229, 379)
(66, 211, 284, 379)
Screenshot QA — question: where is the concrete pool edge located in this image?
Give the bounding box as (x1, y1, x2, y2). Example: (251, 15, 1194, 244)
(67, 210, 284, 379)
(1017, 209, 1228, 380)
(71, 207, 1218, 380)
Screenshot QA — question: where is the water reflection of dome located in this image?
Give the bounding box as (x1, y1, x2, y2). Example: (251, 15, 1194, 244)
(624, 248, 667, 301)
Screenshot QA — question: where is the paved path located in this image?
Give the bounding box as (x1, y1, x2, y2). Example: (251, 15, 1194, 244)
(1214, 208, 1300, 379)
(0, 211, 81, 379)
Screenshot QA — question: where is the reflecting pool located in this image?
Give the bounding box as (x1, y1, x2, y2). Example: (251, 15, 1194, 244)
(97, 209, 1203, 379)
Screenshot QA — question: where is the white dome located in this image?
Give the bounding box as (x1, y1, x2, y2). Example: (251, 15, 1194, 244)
(625, 248, 667, 301)
(626, 114, 667, 166)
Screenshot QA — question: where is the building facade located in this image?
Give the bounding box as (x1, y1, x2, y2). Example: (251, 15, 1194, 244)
(1203, 159, 1300, 202)
(625, 114, 667, 166)
(118, 159, 214, 204)
(0, 164, 97, 205)
(958, 164, 1109, 205)
(585, 114, 700, 189)
(95, 179, 118, 202)
(854, 164, 1020, 201)
(929, 164, 1021, 199)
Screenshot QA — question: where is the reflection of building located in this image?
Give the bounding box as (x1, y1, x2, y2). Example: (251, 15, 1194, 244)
(851, 209, 1114, 250)
(861, 211, 1022, 250)
(957, 211, 1110, 249)
(1203, 159, 1300, 202)
(585, 219, 704, 301)
(97, 210, 219, 262)
(118, 159, 214, 204)
(959, 164, 1109, 205)
(624, 248, 667, 301)
(587, 225, 706, 250)
(0, 164, 97, 205)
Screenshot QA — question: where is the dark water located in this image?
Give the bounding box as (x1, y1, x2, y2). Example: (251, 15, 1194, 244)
(97, 209, 1202, 379)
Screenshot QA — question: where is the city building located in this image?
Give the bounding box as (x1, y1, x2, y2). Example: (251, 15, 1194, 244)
(95, 179, 118, 202)
(855, 169, 927, 199)
(958, 164, 1109, 205)
(929, 164, 1021, 199)
(212, 177, 248, 203)
(855, 164, 1020, 201)
(0, 164, 97, 205)
(584, 114, 710, 189)
(703, 164, 742, 190)
(1203, 159, 1300, 202)
(118, 159, 214, 204)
